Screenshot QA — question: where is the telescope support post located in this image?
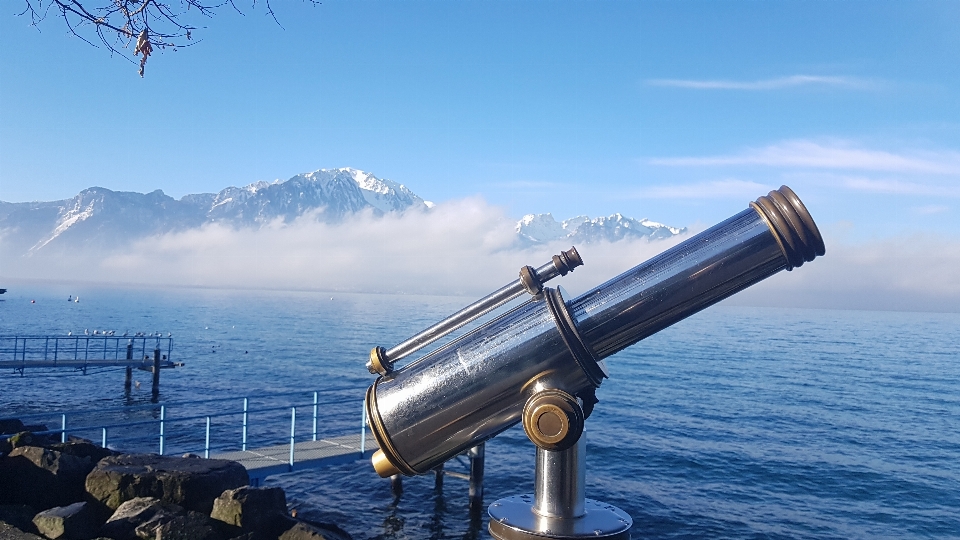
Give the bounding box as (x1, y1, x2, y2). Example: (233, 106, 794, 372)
(534, 435, 586, 519)
(468, 443, 485, 514)
(488, 432, 631, 540)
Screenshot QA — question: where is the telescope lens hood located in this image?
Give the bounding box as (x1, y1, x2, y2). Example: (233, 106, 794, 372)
(751, 185, 826, 270)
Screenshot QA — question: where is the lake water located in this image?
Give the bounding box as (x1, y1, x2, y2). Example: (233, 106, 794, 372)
(1, 283, 959, 539)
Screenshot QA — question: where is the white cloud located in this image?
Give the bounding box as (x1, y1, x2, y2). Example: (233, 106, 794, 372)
(725, 234, 960, 313)
(840, 177, 960, 197)
(638, 179, 772, 199)
(0, 198, 681, 298)
(3, 197, 958, 312)
(649, 140, 960, 175)
(646, 75, 881, 91)
(490, 180, 560, 189)
(911, 204, 950, 215)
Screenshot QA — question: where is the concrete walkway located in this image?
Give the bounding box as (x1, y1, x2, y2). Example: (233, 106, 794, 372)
(212, 433, 378, 485)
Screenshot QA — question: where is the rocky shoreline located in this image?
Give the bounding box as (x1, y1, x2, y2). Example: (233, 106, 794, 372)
(0, 420, 350, 540)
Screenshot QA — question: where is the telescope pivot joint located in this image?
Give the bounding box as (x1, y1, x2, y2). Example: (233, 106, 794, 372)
(522, 389, 585, 452)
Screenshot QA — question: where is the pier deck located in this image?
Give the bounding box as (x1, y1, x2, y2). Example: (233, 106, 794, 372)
(213, 433, 378, 485)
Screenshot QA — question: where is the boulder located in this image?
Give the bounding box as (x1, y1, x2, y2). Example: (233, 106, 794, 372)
(135, 510, 222, 540)
(31, 502, 99, 540)
(210, 487, 286, 535)
(0, 505, 40, 535)
(48, 440, 116, 464)
(0, 420, 25, 436)
(0, 446, 94, 509)
(0, 521, 45, 539)
(99, 498, 179, 540)
(276, 518, 352, 540)
(224, 534, 257, 540)
(85, 455, 248, 517)
(5, 430, 52, 450)
(6, 433, 35, 450)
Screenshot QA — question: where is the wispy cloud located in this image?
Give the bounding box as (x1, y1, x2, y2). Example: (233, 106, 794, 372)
(650, 140, 960, 176)
(646, 75, 881, 91)
(639, 179, 771, 199)
(490, 180, 560, 189)
(911, 204, 950, 215)
(839, 176, 960, 197)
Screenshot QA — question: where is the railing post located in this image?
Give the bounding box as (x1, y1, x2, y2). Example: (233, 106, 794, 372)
(61, 414, 67, 443)
(44, 338, 49, 364)
(205, 417, 211, 459)
(159, 405, 165, 455)
(289, 407, 296, 470)
(102, 428, 107, 448)
(242, 398, 249, 451)
(312, 391, 318, 442)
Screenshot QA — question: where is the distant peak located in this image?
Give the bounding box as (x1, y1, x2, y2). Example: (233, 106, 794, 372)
(517, 212, 685, 244)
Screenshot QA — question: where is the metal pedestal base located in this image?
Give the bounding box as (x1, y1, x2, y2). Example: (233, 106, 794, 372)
(489, 495, 631, 540)
(487, 435, 631, 540)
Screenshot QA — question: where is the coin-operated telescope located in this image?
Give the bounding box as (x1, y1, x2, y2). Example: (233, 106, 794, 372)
(364, 186, 825, 540)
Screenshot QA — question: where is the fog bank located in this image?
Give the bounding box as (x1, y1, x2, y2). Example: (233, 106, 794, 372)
(2, 198, 957, 313)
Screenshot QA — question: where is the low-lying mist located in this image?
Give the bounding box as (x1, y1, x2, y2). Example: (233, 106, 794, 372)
(2, 197, 957, 313)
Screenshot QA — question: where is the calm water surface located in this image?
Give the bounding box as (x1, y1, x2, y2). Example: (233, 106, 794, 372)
(1, 283, 958, 539)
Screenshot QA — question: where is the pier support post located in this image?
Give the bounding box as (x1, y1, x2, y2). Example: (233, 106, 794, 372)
(124, 341, 133, 394)
(151, 347, 161, 398)
(433, 462, 444, 492)
(390, 474, 403, 497)
(468, 443, 485, 514)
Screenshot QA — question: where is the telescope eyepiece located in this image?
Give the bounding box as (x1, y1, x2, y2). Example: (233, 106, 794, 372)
(553, 246, 583, 276)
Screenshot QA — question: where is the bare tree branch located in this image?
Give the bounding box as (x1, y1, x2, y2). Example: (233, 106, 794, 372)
(18, 0, 319, 76)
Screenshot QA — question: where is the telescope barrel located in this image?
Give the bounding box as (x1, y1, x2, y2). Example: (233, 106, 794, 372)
(574, 186, 824, 360)
(380, 247, 582, 366)
(366, 186, 824, 477)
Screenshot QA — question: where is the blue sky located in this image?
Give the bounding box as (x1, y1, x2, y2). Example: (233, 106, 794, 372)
(2, 0, 959, 240)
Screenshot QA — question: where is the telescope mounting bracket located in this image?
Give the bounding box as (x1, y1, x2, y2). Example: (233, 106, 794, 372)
(487, 388, 632, 540)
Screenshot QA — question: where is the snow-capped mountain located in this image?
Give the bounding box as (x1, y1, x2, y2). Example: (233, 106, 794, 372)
(204, 168, 429, 225)
(0, 168, 431, 255)
(516, 212, 685, 244)
(0, 168, 683, 257)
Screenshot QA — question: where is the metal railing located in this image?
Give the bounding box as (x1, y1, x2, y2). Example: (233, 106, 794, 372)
(0, 389, 367, 466)
(0, 335, 174, 372)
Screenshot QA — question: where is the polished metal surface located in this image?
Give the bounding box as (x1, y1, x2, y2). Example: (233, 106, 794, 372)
(489, 496, 631, 540)
(367, 187, 826, 477)
(369, 291, 596, 474)
(383, 249, 583, 364)
(534, 434, 586, 518)
(572, 208, 787, 359)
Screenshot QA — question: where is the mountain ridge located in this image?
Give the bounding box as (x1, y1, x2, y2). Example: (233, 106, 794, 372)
(0, 168, 683, 256)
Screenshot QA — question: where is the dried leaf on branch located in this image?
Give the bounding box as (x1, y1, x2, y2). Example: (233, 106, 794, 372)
(18, 1, 319, 76)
